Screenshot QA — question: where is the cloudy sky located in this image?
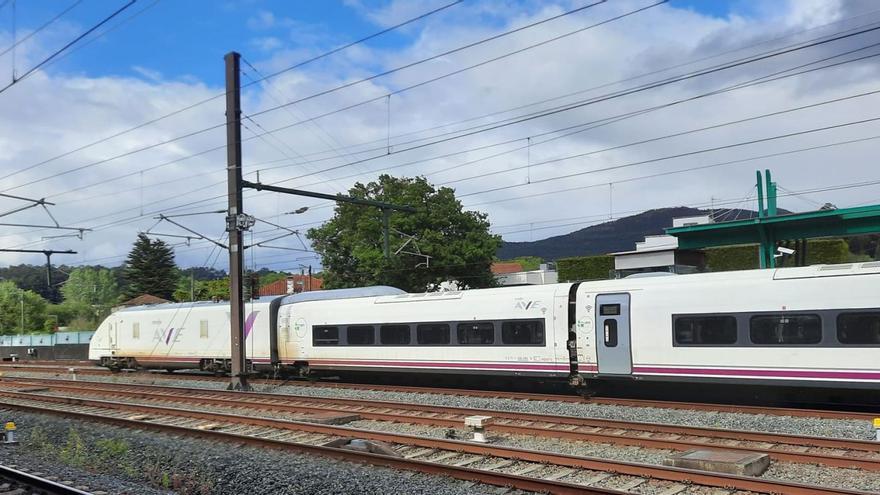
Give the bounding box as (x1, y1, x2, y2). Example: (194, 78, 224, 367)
(1, 0, 880, 272)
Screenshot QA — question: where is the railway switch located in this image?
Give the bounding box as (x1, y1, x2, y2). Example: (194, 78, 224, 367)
(465, 415, 493, 443)
(2, 422, 17, 445)
(874, 418, 880, 442)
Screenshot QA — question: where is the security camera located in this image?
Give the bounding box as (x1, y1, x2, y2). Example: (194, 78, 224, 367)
(776, 246, 795, 255)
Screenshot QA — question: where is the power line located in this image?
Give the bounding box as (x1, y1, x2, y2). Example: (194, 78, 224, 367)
(0, 0, 82, 57)
(28, 5, 872, 206)
(0, 0, 136, 95)
(464, 133, 880, 208)
(0, 0, 460, 185)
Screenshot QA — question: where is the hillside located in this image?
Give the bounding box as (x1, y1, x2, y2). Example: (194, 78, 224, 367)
(496, 207, 764, 261)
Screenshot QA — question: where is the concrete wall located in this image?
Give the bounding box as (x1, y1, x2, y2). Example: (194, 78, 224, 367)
(0, 331, 93, 361)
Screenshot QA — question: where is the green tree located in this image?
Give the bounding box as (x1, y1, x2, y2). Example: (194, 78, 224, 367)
(122, 234, 178, 300)
(308, 175, 501, 292)
(0, 281, 49, 334)
(61, 267, 120, 306)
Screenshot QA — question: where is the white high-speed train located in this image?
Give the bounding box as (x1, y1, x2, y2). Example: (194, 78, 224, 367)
(89, 262, 880, 390)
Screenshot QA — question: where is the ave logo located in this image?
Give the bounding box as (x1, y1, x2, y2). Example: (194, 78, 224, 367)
(514, 299, 547, 314)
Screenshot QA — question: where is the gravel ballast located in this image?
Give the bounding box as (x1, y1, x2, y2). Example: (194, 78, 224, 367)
(0, 407, 512, 495)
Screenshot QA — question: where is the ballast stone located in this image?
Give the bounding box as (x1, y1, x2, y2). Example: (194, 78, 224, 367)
(663, 449, 770, 476)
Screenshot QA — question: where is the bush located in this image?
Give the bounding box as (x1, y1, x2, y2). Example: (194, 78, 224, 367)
(704, 239, 851, 272)
(557, 255, 614, 281)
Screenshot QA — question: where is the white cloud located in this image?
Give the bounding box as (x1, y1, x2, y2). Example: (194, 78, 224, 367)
(2, 0, 880, 271)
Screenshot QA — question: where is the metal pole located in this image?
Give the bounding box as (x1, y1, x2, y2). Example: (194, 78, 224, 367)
(382, 208, 391, 258)
(308, 265, 312, 291)
(44, 252, 52, 289)
(225, 51, 250, 391)
(20, 291, 24, 333)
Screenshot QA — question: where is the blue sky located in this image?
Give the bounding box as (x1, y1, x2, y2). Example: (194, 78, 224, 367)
(5, 0, 746, 86)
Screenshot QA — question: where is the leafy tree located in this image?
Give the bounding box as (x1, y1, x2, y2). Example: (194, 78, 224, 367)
(122, 234, 177, 300)
(308, 175, 501, 292)
(0, 281, 49, 334)
(61, 267, 120, 306)
(0, 263, 68, 302)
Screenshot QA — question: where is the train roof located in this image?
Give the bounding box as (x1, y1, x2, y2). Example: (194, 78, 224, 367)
(280, 285, 405, 305)
(116, 296, 281, 313)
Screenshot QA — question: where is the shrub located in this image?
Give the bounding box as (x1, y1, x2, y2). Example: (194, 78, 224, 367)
(557, 255, 614, 281)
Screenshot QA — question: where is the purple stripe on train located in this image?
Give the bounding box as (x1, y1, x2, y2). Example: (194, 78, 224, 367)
(165, 327, 175, 344)
(244, 311, 260, 339)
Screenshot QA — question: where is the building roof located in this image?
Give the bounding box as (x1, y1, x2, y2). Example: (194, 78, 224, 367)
(118, 294, 170, 307)
(491, 262, 524, 275)
(258, 274, 323, 296)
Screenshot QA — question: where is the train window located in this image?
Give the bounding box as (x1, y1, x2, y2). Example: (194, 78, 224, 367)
(604, 319, 618, 347)
(501, 321, 544, 345)
(674, 316, 737, 345)
(600, 304, 621, 316)
(347, 325, 375, 345)
(417, 324, 450, 345)
(837, 313, 880, 345)
(457, 322, 494, 345)
(313, 326, 339, 346)
(132, 322, 140, 339)
(199, 320, 209, 339)
(749, 315, 821, 345)
(380, 325, 411, 345)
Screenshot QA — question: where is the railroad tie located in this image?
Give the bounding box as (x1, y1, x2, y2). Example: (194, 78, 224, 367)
(450, 455, 483, 467)
(426, 451, 460, 463)
(581, 472, 614, 486)
(654, 483, 688, 495)
(615, 477, 647, 491)
(403, 448, 436, 459)
(541, 467, 576, 481)
(509, 464, 543, 476)
(481, 459, 516, 471)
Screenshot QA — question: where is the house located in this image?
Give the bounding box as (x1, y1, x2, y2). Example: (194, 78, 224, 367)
(258, 274, 323, 296)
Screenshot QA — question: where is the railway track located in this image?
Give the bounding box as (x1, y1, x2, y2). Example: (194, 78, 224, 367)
(0, 463, 92, 495)
(0, 363, 875, 421)
(1, 388, 873, 495)
(2, 377, 879, 494)
(3, 376, 879, 473)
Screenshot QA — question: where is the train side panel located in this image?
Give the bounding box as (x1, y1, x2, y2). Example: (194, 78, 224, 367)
(576, 264, 880, 388)
(278, 284, 573, 378)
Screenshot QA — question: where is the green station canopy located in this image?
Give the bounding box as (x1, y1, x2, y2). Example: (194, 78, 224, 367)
(667, 203, 880, 249)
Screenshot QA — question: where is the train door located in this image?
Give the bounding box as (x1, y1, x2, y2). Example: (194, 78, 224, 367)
(108, 321, 119, 350)
(595, 294, 631, 375)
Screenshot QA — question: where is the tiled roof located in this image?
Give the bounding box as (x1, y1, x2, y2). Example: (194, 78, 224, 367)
(491, 262, 524, 275)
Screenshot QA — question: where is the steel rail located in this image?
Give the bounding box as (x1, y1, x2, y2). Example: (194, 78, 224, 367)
(0, 363, 876, 421)
(6, 377, 880, 472)
(0, 463, 94, 495)
(0, 389, 872, 495)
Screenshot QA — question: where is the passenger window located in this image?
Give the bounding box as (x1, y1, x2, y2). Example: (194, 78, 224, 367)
(837, 313, 880, 345)
(674, 316, 737, 345)
(380, 325, 411, 345)
(347, 325, 375, 345)
(501, 321, 544, 345)
(132, 322, 140, 339)
(457, 322, 494, 345)
(417, 324, 450, 345)
(200, 320, 209, 339)
(313, 326, 339, 346)
(750, 315, 821, 345)
(604, 319, 618, 347)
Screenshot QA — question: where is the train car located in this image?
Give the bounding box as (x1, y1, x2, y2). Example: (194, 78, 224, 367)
(88, 297, 279, 372)
(88, 262, 880, 392)
(573, 262, 880, 390)
(275, 283, 572, 379)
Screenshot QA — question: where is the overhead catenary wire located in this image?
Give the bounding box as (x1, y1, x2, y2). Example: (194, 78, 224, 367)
(6, 5, 880, 252)
(0, 0, 136, 95)
(30, 11, 879, 208)
(0, 0, 461, 185)
(0, 0, 616, 193)
(0, 0, 83, 57)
